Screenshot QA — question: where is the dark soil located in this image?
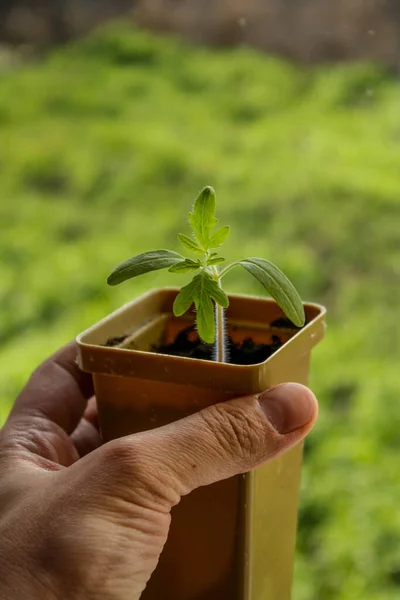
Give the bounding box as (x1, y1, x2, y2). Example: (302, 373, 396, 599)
(155, 325, 282, 365)
(104, 334, 128, 347)
(270, 317, 302, 329)
(103, 319, 302, 364)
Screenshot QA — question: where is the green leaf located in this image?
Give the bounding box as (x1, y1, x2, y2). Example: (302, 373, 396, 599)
(107, 250, 184, 286)
(237, 258, 305, 327)
(207, 256, 225, 266)
(209, 225, 230, 248)
(178, 233, 204, 254)
(196, 298, 216, 345)
(173, 271, 229, 343)
(169, 259, 201, 273)
(188, 186, 217, 248)
(173, 282, 196, 317)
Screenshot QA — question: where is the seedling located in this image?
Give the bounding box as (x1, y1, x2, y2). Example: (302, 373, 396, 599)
(107, 186, 305, 363)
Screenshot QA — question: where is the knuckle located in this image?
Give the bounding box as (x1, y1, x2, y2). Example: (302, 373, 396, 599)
(100, 440, 138, 478)
(98, 440, 176, 508)
(201, 402, 269, 468)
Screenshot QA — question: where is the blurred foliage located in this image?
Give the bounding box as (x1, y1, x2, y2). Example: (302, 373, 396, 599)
(1, 22, 400, 599)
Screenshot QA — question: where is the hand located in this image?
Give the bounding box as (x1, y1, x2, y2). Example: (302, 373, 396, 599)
(0, 342, 318, 600)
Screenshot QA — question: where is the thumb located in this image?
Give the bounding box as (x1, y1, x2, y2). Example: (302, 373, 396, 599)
(91, 383, 318, 505)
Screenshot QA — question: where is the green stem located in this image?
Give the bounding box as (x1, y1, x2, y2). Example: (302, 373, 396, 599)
(215, 300, 227, 363)
(219, 262, 237, 279)
(212, 267, 228, 363)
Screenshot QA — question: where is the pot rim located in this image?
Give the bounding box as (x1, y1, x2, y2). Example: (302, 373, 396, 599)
(77, 287, 326, 372)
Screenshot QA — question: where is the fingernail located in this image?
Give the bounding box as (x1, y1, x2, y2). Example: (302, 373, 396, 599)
(258, 383, 316, 434)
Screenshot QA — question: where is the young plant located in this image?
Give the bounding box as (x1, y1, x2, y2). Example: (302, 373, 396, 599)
(107, 186, 305, 363)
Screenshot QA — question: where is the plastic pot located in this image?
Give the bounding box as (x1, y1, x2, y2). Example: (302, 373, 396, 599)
(77, 287, 326, 600)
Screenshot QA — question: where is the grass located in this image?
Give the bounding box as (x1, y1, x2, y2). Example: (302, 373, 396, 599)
(1, 22, 400, 599)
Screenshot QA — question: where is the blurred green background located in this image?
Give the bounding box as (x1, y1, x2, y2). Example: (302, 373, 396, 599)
(1, 20, 400, 600)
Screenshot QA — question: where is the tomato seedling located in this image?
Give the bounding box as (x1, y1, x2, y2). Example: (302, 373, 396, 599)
(107, 186, 305, 362)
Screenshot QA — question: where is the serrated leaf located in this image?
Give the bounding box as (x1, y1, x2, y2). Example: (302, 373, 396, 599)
(238, 258, 305, 327)
(173, 271, 229, 343)
(107, 250, 184, 286)
(189, 186, 217, 248)
(169, 259, 201, 273)
(207, 256, 225, 266)
(178, 233, 204, 254)
(209, 225, 230, 248)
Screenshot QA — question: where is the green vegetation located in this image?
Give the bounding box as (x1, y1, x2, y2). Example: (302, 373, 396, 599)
(1, 22, 400, 599)
(107, 184, 304, 352)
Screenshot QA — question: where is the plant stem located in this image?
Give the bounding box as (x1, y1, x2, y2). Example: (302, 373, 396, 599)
(214, 300, 227, 363)
(212, 267, 228, 363)
(218, 262, 237, 279)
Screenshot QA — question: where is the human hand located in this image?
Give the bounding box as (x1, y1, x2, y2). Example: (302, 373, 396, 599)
(0, 342, 318, 600)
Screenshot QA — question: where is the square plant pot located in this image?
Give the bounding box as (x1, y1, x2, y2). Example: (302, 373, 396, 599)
(77, 287, 326, 600)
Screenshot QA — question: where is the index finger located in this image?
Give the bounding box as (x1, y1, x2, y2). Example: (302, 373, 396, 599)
(8, 341, 94, 435)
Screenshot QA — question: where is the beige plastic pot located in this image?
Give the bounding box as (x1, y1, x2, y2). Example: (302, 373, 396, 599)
(77, 287, 326, 600)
